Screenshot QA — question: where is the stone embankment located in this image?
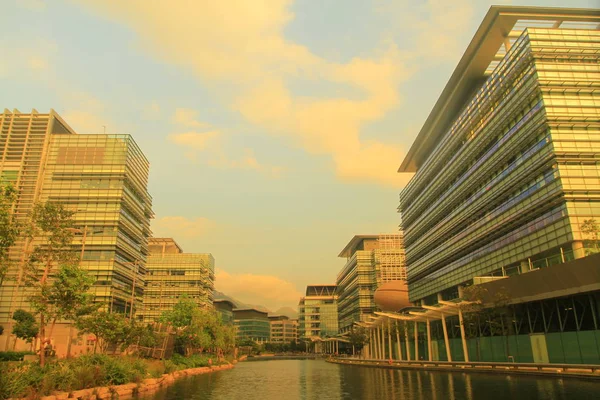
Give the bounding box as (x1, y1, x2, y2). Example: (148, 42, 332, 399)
(11, 363, 235, 400)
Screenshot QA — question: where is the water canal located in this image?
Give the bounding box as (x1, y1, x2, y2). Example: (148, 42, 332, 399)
(146, 359, 599, 400)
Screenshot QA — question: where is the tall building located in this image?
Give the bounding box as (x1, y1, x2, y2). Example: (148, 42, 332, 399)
(269, 315, 298, 344)
(298, 285, 338, 339)
(0, 109, 153, 323)
(336, 234, 406, 333)
(233, 308, 270, 343)
(140, 238, 214, 323)
(398, 7, 600, 363)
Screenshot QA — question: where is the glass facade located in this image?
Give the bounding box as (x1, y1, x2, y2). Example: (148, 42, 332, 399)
(398, 17, 600, 303)
(0, 110, 153, 321)
(269, 316, 298, 343)
(140, 238, 214, 323)
(298, 285, 338, 339)
(234, 309, 270, 343)
(336, 234, 406, 333)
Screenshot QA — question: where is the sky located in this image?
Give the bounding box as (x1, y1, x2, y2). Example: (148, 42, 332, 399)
(2, 0, 598, 311)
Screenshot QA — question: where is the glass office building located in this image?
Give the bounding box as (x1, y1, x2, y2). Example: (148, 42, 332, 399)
(141, 238, 215, 322)
(233, 308, 270, 343)
(397, 7, 600, 364)
(336, 234, 406, 333)
(0, 109, 153, 322)
(269, 315, 298, 344)
(298, 285, 338, 339)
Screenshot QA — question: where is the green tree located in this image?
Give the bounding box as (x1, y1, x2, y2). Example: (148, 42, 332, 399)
(12, 309, 39, 349)
(76, 311, 130, 354)
(22, 202, 77, 366)
(0, 185, 21, 286)
(348, 326, 369, 356)
(581, 218, 600, 255)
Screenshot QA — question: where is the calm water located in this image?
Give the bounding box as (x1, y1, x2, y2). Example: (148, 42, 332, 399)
(147, 360, 600, 400)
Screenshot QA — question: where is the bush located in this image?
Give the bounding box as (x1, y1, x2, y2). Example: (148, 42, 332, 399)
(0, 362, 45, 399)
(0, 351, 35, 361)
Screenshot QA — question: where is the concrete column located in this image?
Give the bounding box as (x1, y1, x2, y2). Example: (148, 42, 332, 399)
(387, 319, 393, 361)
(458, 308, 469, 362)
(369, 330, 373, 357)
(373, 328, 378, 359)
(426, 319, 433, 362)
(404, 324, 411, 361)
(440, 312, 452, 362)
(414, 321, 419, 361)
(395, 320, 402, 361)
(379, 325, 385, 359)
(573, 241, 585, 259)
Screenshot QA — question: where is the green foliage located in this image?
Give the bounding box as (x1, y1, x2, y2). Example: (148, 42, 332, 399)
(348, 327, 369, 349)
(0, 351, 35, 361)
(12, 309, 39, 343)
(162, 297, 235, 356)
(76, 311, 131, 353)
(49, 263, 97, 320)
(0, 185, 20, 285)
(0, 354, 155, 399)
(581, 218, 600, 255)
(170, 353, 215, 368)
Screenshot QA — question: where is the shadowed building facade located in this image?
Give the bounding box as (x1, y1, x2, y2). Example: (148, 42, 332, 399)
(0, 109, 153, 328)
(336, 234, 406, 333)
(140, 238, 215, 323)
(214, 299, 235, 325)
(298, 285, 338, 341)
(398, 7, 600, 364)
(234, 308, 270, 343)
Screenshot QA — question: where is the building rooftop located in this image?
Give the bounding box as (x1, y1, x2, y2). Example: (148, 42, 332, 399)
(305, 285, 337, 297)
(398, 6, 600, 173)
(148, 237, 184, 253)
(338, 235, 379, 258)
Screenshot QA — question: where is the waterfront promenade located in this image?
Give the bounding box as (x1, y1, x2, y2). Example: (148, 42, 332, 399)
(327, 357, 600, 379)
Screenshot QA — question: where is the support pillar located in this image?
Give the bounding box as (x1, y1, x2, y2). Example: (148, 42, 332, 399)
(440, 312, 452, 362)
(387, 319, 393, 361)
(404, 323, 411, 361)
(369, 328, 374, 359)
(379, 325, 385, 359)
(414, 321, 419, 361)
(426, 319, 432, 362)
(458, 308, 469, 362)
(395, 320, 402, 361)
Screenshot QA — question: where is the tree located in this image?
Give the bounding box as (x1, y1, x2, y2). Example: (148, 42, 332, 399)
(0, 185, 21, 286)
(348, 326, 369, 356)
(22, 202, 77, 366)
(12, 309, 39, 349)
(581, 219, 600, 255)
(76, 311, 130, 354)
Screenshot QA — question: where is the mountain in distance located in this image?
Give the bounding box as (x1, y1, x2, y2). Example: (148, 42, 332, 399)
(274, 306, 298, 320)
(213, 291, 298, 318)
(213, 290, 270, 313)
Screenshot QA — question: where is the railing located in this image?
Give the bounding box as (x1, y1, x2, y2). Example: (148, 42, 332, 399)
(331, 357, 600, 376)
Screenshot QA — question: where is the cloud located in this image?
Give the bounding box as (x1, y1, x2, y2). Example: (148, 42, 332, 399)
(169, 128, 285, 178)
(152, 216, 215, 239)
(168, 131, 221, 151)
(77, 0, 411, 187)
(172, 108, 210, 128)
(215, 268, 303, 311)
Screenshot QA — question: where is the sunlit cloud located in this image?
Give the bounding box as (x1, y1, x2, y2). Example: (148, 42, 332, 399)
(215, 268, 303, 311)
(152, 216, 215, 239)
(77, 0, 411, 187)
(172, 108, 210, 129)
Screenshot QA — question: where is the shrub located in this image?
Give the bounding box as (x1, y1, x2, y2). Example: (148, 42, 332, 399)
(0, 351, 35, 361)
(0, 362, 45, 399)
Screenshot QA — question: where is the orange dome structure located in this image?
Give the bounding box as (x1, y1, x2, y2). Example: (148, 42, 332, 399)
(374, 281, 411, 311)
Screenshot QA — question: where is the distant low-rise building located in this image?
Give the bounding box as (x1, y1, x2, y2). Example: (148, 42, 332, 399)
(234, 308, 270, 343)
(214, 299, 235, 325)
(269, 315, 298, 344)
(140, 238, 214, 322)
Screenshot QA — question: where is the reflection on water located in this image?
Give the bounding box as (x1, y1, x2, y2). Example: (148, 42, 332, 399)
(147, 360, 599, 400)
